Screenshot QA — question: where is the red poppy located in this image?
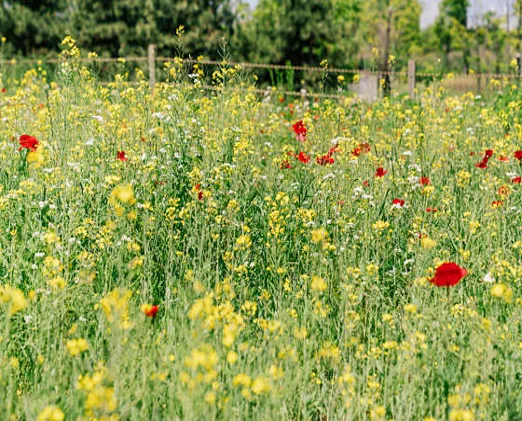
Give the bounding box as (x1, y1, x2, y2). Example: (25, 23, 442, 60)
(362, 180, 369, 187)
(19, 134, 39, 152)
(498, 155, 509, 162)
(280, 160, 292, 169)
(352, 143, 370, 157)
(1, 88, 6, 93)
(512, 176, 521, 184)
(316, 155, 334, 165)
(426, 207, 438, 213)
(194, 184, 204, 201)
(492, 200, 504, 208)
(296, 151, 310, 164)
(328, 146, 339, 155)
(392, 198, 405, 207)
(143, 305, 159, 318)
(476, 149, 494, 168)
(292, 120, 307, 137)
(429, 262, 467, 287)
(359, 143, 371, 153)
(116, 151, 128, 162)
(515, 151, 522, 161)
(420, 177, 431, 186)
(375, 167, 388, 178)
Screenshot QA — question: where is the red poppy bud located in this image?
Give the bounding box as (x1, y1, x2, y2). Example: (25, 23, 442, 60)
(117, 151, 128, 162)
(142, 304, 159, 318)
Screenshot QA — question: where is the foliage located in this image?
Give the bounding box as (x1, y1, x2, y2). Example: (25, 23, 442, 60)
(2, 0, 237, 57)
(2, 0, 522, 75)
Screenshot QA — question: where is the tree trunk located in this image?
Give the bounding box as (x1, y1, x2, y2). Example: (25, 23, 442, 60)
(382, 6, 393, 97)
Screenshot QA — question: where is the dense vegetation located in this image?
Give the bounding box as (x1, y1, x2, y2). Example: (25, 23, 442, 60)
(2, 37, 522, 420)
(2, 0, 522, 74)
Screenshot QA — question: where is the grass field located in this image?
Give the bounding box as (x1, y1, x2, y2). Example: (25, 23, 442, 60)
(2, 39, 522, 420)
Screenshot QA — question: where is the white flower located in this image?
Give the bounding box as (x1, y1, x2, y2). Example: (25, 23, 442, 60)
(483, 272, 495, 283)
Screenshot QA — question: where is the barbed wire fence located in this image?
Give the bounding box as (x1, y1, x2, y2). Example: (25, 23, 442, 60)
(1, 44, 520, 101)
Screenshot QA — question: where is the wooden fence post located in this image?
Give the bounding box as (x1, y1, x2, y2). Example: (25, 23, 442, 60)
(408, 59, 416, 99)
(148, 44, 156, 90)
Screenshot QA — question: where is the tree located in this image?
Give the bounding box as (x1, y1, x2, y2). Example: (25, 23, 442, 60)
(71, 0, 156, 56)
(391, 0, 421, 68)
(241, 0, 337, 66)
(482, 11, 506, 74)
(2, 0, 238, 58)
(331, 0, 364, 68)
(161, 0, 237, 57)
(0, 0, 71, 55)
(434, 0, 470, 71)
(359, 0, 420, 94)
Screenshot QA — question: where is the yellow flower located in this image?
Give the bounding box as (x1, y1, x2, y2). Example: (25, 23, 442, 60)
(47, 277, 66, 290)
(251, 376, 271, 395)
(269, 364, 284, 380)
(469, 221, 480, 234)
(233, 373, 252, 387)
(100, 288, 132, 327)
(227, 351, 238, 365)
(86, 386, 118, 413)
(77, 369, 105, 391)
(490, 283, 513, 303)
(404, 303, 417, 314)
(293, 327, 308, 340)
(448, 408, 474, 421)
(43, 231, 60, 245)
(66, 338, 89, 356)
(370, 405, 386, 420)
(421, 237, 437, 249)
(311, 228, 328, 244)
(235, 234, 252, 250)
(110, 183, 136, 206)
(0, 285, 28, 317)
(27, 147, 46, 168)
(372, 220, 390, 231)
(37, 406, 64, 421)
(310, 276, 327, 292)
(204, 391, 216, 405)
(184, 344, 219, 371)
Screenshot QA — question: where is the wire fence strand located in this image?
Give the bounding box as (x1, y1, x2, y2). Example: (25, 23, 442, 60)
(1, 55, 521, 80)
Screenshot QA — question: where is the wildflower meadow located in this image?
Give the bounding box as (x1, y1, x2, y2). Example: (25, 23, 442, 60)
(3, 38, 522, 420)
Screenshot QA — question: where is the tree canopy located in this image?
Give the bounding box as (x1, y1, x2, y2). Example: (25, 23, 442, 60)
(0, 0, 519, 74)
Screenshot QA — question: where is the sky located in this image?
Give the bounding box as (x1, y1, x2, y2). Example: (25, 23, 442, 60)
(246, 0, 517, 29)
